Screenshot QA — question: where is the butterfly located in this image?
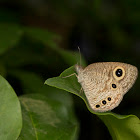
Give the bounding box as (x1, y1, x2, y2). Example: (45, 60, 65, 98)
(75, 62, 138, 112)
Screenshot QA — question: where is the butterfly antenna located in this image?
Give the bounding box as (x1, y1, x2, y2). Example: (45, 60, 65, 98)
(78, 46, 81, 66)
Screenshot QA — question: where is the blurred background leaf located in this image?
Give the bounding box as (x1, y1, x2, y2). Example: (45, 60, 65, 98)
(0, 23, 22, 54)
(0, 0, 140, 139)
(18, 94, 79, 140)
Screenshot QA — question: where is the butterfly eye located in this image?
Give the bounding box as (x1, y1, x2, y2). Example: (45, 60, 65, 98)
(115, 69, 123, 77)
(96, 104, 100, 108)
(107, 97, 111, 101)
(112, 84, 117, 88)
(113, 66, 125, 80)
(102, 100, 106, 105)
(111, 83, 117, 90)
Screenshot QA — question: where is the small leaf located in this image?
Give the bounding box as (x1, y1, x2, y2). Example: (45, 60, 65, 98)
(45, 66, 140, 140)
(0, 75, 22, 140)
(18, 94, 79, 140)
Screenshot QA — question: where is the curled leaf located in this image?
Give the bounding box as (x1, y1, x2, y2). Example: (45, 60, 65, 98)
(45, 66, 140, 140)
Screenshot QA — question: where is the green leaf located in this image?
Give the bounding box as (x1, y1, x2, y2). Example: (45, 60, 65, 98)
(0, 75, 22, 140)
(0, 23, 23, 54)
(99, 115, 140, 140)
(45, 66, 140, 140)
(18, 94, 79, 140)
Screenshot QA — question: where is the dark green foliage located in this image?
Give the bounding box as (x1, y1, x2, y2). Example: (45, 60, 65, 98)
(0, 23, 80, 140)
(0, 1, 140, 139)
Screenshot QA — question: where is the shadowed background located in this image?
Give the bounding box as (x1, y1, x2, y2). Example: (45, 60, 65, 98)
(0, 0, 140, 140)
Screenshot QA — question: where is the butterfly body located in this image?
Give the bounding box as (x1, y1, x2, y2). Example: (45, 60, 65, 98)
(75, 62, 138, 112)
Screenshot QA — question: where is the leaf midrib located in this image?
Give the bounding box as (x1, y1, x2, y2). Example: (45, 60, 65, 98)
(22, 101, 38, 140)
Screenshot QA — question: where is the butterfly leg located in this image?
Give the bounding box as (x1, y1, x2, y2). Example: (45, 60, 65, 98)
(79, 87, 83, 95)
(62, 73, 78, 78)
